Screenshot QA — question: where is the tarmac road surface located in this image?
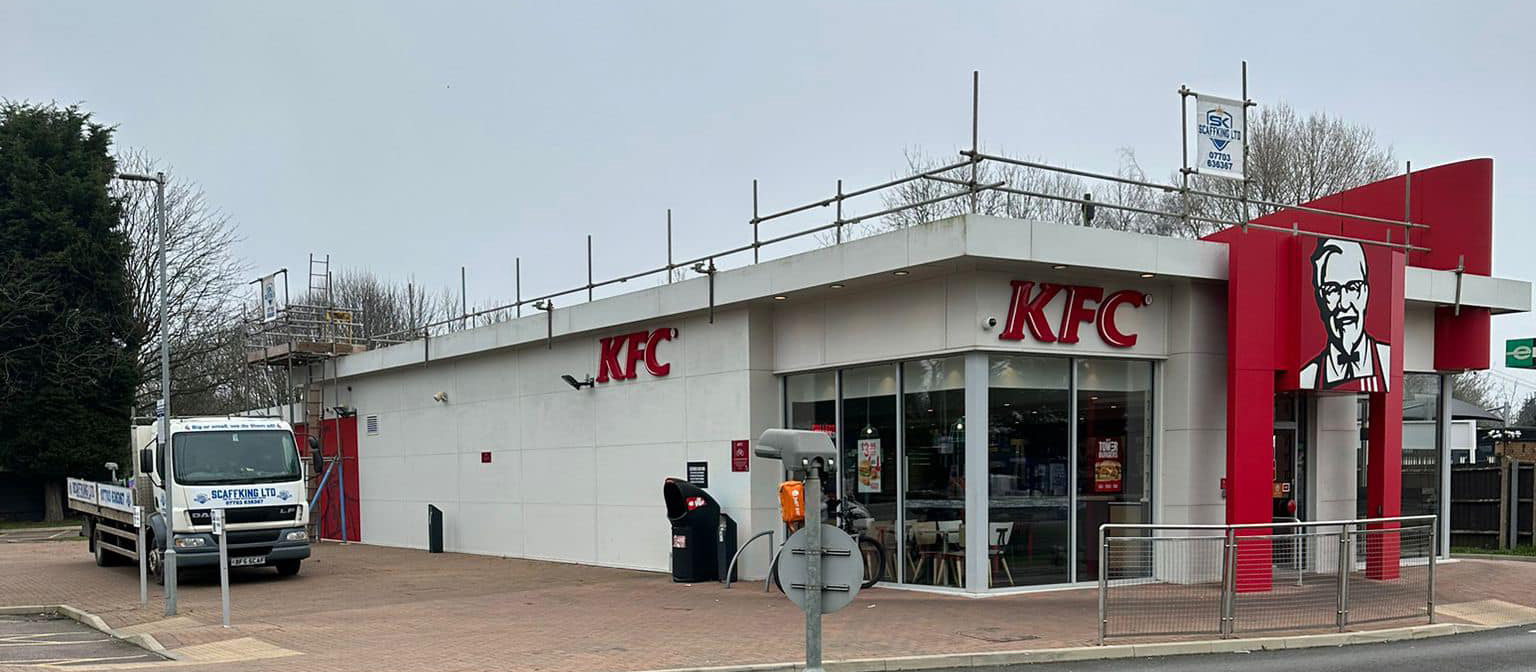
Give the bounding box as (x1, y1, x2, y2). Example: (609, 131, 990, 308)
(945, 626, 1536, 672)
(0, 613, 164, 668)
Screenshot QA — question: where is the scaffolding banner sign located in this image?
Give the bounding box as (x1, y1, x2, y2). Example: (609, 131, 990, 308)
(1195, 94, 1245, 180)
(259, 273, 280, 322)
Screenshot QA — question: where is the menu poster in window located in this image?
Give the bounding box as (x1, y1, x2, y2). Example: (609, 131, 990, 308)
(1094, 439, 1123, 494)
(856, 439, 882, 493)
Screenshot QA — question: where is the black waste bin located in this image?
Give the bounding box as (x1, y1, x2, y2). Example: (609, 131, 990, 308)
(663, 478, 725, 582)
(427, 504, 443, 553)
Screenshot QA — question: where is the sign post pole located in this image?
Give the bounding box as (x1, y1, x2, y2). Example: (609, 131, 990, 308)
(214, 508, 230, 627)
(135, 506, 147, 607)
(803, 462, 824, 672)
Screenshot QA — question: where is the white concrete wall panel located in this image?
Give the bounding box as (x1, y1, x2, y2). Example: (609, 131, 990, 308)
(1404, 304, 1435, 372)
(523, 503, 596, 563)
(343, 306, 774, 576)
(823, 281, 949, 364)
(595, 443, 687, 507)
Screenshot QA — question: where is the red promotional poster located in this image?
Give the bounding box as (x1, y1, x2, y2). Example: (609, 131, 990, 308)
(1290, 237, 1404, 393)
(1093, 439, 1122, 494)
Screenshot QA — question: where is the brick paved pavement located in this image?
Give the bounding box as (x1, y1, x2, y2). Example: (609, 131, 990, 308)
(4, 540, 1536, 672)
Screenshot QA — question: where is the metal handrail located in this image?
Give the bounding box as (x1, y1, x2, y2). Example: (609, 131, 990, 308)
(1103, 514, 1436, 533)
(364, 147, 1433, 344)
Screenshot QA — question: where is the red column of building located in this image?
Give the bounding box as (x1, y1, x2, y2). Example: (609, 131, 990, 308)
(1225, 241, 1276, 591)
(1365, 252, 1407, 579)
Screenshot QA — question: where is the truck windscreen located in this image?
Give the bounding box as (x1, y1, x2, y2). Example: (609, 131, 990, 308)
(173, 431, 301, 485)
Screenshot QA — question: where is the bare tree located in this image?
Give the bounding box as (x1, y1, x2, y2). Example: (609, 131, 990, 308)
(876, 102, 1396, 239)
(869, 148, 1085, 236)
(316, 269, 468, 342)
(111, 149, 249, 415)
(1182, 102, 1398, 236)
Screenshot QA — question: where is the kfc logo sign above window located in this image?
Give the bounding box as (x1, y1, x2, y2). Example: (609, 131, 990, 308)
(999, 281, 1149, 348)
(597, 328, 676, 383)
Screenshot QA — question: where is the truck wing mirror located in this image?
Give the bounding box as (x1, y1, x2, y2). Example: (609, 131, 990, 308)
(308, 435, 323, 474)
(139, 448, 154, 476)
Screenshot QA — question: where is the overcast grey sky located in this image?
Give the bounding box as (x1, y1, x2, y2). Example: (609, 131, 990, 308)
(6, 1, 1536, 392)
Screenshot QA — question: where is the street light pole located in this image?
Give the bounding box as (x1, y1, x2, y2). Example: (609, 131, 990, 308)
(118, 171, 176, 615)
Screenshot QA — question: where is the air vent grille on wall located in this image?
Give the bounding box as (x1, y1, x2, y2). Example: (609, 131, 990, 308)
(365, 414, 380, 435)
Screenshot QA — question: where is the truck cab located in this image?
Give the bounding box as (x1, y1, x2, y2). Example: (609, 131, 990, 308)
(136, 416, 313, 578)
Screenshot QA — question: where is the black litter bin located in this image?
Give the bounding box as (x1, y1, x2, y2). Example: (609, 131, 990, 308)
(663, 478, 735, 582)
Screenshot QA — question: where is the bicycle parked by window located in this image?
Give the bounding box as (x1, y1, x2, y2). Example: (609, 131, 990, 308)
(772, 497, 886, 590)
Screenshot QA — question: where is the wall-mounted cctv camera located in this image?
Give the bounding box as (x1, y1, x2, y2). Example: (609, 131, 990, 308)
(561, 374, 595, 390)
(432, 391, 449, 403)
(982, 316, 999, 330)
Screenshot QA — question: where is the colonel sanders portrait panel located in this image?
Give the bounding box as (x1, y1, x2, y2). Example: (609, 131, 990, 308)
(1298, 238, 1391, 392)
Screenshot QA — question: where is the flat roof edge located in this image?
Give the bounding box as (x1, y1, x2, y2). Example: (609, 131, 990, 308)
(332, 215, 1529, 379)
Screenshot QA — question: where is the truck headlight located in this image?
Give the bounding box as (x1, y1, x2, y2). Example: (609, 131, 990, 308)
(284, 530, 307, 542)
(174, 537, 208, 549)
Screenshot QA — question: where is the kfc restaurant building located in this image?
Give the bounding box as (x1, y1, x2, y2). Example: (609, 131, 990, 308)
(322, 159, 1528, 594)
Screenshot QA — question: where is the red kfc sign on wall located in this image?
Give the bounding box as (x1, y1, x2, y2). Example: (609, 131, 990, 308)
(597, 328, 676, 383)
(999, 281, 1148, 347)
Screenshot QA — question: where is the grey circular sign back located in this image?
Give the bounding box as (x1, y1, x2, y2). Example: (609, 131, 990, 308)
(779, 524, 863, 614)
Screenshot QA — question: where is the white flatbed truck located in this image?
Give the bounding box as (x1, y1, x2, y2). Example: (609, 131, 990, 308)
(68, 416, 318, 580)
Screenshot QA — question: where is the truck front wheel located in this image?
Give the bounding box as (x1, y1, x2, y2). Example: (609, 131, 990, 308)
(274, 560, 301, 577)
(146, 539, 165, 585)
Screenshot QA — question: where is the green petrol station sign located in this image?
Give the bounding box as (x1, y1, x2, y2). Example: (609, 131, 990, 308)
(1507, 338, 1536, 368)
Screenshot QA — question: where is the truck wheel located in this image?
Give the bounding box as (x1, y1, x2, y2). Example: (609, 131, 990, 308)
(93, 530, 117, 567)
(274, 560, 301, 577)
(146, 538, 165, 585)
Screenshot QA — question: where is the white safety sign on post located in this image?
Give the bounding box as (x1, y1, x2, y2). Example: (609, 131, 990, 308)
(1194, 94, 1246, 180)
(134, 505, 147, 607)
(213, 508, 230, 627)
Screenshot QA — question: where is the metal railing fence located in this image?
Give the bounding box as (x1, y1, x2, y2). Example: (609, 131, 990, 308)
(367, 145, 1429, 344)
(1098, 515, 1436, 644)
(243, 303, 367, 351)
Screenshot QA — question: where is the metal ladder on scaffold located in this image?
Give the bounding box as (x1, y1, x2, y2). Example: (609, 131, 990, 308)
(302, 254, 350, 543)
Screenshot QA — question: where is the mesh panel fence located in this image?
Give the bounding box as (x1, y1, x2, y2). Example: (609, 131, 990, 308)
(1347, 524, 1435, 625)
(1099, 517, 1436, 644)
(1101, 533, 1225, 638)
(1231, 527, 1341, 633)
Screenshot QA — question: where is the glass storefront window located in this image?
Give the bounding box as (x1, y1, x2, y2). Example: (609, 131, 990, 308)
(785, 371, 837, 499)
(987, 355, 1071, 587)
(840, 365, 899, 582)
(1076, 358, 1153, 581)
(1357, 373, 1444, 541)
(781, 353, 1156, 591)
(903, 357, 965, 587)
(1401, 373, 1441, 557)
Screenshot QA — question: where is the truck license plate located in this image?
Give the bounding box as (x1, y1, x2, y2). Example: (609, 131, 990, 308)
(229, 556, 266, 567)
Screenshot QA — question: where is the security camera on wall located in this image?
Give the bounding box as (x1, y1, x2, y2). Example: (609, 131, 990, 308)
(432, 391, 448, 403)
(982, 316, 999, 330)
